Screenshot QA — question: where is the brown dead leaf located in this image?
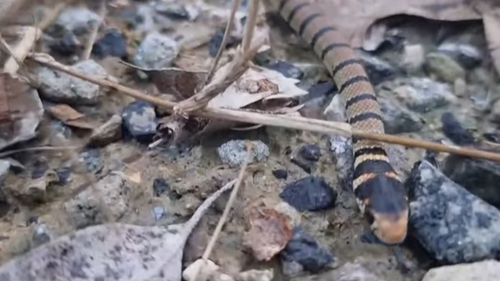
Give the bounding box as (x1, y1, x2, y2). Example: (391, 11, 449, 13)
(47, 104, 94, 130)
(243, 203, 293, 261)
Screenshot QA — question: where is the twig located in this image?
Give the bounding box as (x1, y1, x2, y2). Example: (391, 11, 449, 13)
(82, 1, 106, 60)
(38, 2, 66, 31)
(173, 35, 265, 113)
(205, 0, 242, 83)
(0, 145, 80, 158)
(192, 142, 253, 281)
(2, 26, 41, 74)
(26, 53, 500, 163)
(242, 0, 260, 51)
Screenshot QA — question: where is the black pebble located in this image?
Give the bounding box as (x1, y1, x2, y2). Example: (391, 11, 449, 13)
(298, 144, 321, 162)
(265, 61, 303, 79)
(441, 112, 475, 146)
(280, 176, 337, 212)
(280, 227, 336, 273)
(32, 160, 49, 179)
(290, 157, 312, 174)
(80, 149, 103, 174)
(272, 169, 288, 180)
(122, 101, 158, 143)
(92, 29, 128, 59)
(208, 31, 241, 57)
(49, 33, 80, 56)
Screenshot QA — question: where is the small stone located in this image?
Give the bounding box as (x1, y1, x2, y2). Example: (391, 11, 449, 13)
(265, 61, 303, 80)
(379, 96, 423, 134)
(79, 149, 103, 174)
(183, 259, 219, 281)
(122, 101, 157, 143)
(89, 114, 123, 147)
(48, 33, 81, 56)
(208, 30, 241, 57)
(152, 178, 180, 200)
(235, 269, 274, 281)
(55, 7, 102, 35)
(329, 136, 353, 190)
(442, 154, 500, 209)
(92, 29, 128, 59)
(31, 224, 51, 248)
(298, 144, 321, 162)
(272, 169, 288, 180)
(152, 206, 166, 221)
(440, 112, 475, 146)
(134, 32, 179, 70)
(280, 176, 337, 212)
(392, 78, 455, 113)
(155, 2, 191, 20)
(64, 173, 132, 228)
(0, 160, 10, 184)
(408, 160, 500, 264)
(357, 50, 396, 85)
(437, 42, 483, 69)
(280, 227, 336, 276)
(217, 140, 270, 168)
(422, 260, 500, 281)
(425, 52, 466, 83)
(55, 167, 72, 184)
(400, 44, 425, 72)
(290, 157, 312, 174)
(453, 78, 467, 97)
(35, 60, 110, 105)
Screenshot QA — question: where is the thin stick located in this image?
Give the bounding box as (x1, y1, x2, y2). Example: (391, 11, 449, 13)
(26, 53, 500, 163)
(205, 0, 242, 83)
(242, 0, 260, 51)
(0, 145, 80, 158)
(3, 26, 41, 74)
(82, 1, 106, 60)
(192, 142, 252, 281)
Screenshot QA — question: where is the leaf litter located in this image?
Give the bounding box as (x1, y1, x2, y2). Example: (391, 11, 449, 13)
(0, 178, 237, 281)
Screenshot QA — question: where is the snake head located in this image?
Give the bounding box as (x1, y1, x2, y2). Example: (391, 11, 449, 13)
(369, 209, 409, 245)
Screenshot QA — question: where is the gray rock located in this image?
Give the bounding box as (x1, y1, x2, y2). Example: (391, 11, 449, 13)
(408, 160, 500, 264)
(422, 260, 500, 281)
(55, 7, 102, 35)
(356, 50, 396, 85)
(391, 78, 456, 113)
(301, 263, 386, 281)
(217, 140, 269, 168)
(35, 60, 109, 105)
(442, 155, 500, 209)
(400, 44, 425, 73)
(437, 42, 483, 69)
(31, 224, 51, 248)
(379, 96, 423, 134)
(0, 160, 10, 184)
(64, 172, 132, 228)
(134, 32, 179, 70)
(122, 101, 157, 143)
(329, 135, 353, 190)
(425, 52, 465, 83)
(89, 114, 123, 147)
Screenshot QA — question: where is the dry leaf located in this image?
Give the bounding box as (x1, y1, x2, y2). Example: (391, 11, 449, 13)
(0, 179, 237, 281)
(47, 104, 94, 130)
(243, 204, 293, 261)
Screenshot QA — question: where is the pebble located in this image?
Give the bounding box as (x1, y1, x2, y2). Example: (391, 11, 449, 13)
(440, 112, 475, 146)
(437, 42, 483, 69)
(378, 96, 423, 134)
(425, 52, 466, 83)
(0, 160, 10, 184)
(408, 160, 500, 264)
(208, 30, 241, 57)
(265, 61, 303, 80)
(422, 260, 500, 281)
(217, 140, 270, 168)
(89, 114, 123, 147)
(79, 149, 103, 174)
(92, 29, 128, 59)
(442, 155, 500, 208)
(272, 169, 288, 180)
(298, 144, 321, 162)
(64, 172, 132, 228)
(35, 60, 110, 105)
(329, 136, 353, 190)
(134, 32, 179, 70)
(356, 50, 396, 85)
(54, 7, 102, 35)
(235, 269, 274, 281)
(154, 2, 192, 20)
(152, 206, 167, 221)
(280, 176, 337, 212)
(280, 227, 336, 276)
(31, 224, 51, 248)
(391, 78, 456, 113)
(122, 101, 158, 143)
(400, 44, 425, 73)
(152, 178, 180, 200)
(48, 33, 81, 56)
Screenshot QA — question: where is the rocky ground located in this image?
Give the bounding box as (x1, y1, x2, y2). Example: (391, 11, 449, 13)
(1, 0, 500, 280)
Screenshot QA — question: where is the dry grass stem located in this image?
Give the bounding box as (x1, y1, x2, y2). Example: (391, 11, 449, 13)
(242, 0, 260, 51)
(0, 145, 80, 158)
(26, 53, 500, 163)
(38, 2, 66, 31)
(82, 1, 106, 60)
(205, 0, 243, 83)
(191, 143, 253, 281)
(3, 26, 41, 74)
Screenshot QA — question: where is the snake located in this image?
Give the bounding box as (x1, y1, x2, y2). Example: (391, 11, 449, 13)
(268, 0, 409, 245)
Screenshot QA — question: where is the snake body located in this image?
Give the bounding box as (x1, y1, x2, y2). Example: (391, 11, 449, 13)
(271, 0, 409, 244)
